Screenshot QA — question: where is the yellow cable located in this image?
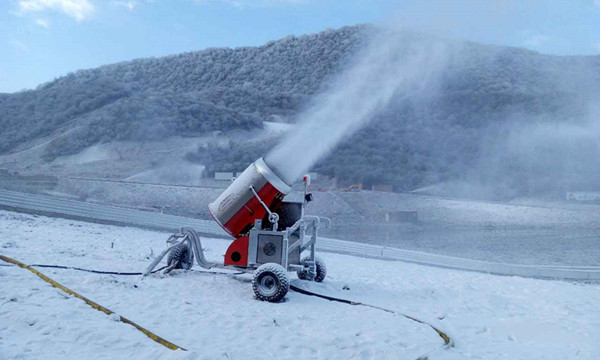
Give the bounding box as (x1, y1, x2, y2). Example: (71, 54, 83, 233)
(0, 254, 187, 351)
(2, 253, 454, 355)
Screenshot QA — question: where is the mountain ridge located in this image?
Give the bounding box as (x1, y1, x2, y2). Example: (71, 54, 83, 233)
(1, 24, 599, 198)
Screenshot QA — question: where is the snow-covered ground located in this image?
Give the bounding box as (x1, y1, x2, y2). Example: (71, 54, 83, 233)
(0, 210, 598, 359)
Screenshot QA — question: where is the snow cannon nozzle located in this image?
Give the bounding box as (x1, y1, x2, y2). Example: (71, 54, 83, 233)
(208, 157, 292, 238)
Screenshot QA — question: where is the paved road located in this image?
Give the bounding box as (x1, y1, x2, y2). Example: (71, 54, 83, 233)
(1, 189, 598, 280)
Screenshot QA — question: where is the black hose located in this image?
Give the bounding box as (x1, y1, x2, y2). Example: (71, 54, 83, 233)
(289, 284, 452, 347)
(2, 259, 452, 356)
(290, 284, 359, 305)
(28, 264, 168, 275)
(8, 263, 244, 276)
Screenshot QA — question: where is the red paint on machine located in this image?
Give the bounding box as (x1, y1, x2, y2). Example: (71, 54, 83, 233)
(224, 236, 249, 266)
(221, 182, 283, 238)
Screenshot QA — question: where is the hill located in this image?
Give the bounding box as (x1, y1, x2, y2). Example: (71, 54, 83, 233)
(1, 25, 599, 199)
(0, 25, 366, 158)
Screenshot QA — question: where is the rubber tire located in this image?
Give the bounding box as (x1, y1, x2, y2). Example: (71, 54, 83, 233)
(297, 256, 327, 282)
(252, 263, 289, 302)
(166, 243, 194, 270)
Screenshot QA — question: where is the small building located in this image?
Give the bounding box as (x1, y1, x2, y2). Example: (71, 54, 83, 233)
(214, 172, 234, 181)
(565, 191, 600, 202)
(372, 184, 394, 192)
(375, 210, 419, 223)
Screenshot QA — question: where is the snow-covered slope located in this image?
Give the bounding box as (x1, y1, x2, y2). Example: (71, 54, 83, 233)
(0, 210, 598, 359)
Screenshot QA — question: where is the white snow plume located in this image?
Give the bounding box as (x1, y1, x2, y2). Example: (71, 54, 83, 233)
(477, 110, 600, 198)
(265, 29, 453, 184)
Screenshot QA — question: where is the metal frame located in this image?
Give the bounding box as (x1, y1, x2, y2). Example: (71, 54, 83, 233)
(145, 174, 331, 278)
(243, 183, 330, 274)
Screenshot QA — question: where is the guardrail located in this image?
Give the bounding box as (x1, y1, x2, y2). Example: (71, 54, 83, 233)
(1, 189, 599, 281)
(0, 189, 224, 237)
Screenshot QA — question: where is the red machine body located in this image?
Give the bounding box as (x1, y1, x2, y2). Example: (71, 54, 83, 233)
(208, 158, 292, 263)
(147, 158, 324, 302)
(224, 236, 249, 266)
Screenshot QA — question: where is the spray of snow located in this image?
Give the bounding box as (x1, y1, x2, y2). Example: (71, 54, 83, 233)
(265, 30, 453, 184)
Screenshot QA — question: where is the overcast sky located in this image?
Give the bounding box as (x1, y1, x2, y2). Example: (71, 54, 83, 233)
(1, 0, 600, 93)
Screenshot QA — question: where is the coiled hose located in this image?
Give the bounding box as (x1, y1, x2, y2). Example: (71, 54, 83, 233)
(143, 227, 216, 276)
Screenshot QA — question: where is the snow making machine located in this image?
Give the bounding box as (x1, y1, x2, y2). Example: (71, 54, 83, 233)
(145, 157, 330, 302)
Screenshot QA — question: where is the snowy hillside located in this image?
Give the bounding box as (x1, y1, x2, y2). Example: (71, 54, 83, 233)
(1, 210, 598, 359)
(1, 25, 599, 197)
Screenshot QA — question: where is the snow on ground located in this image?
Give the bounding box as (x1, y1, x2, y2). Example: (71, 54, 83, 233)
(0, 210, 599, 359)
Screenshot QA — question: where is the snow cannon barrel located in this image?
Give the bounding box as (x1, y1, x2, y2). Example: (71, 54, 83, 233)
(208, 158, 292, 238)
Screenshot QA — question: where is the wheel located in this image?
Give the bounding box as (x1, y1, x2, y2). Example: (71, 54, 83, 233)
(166, 243, 194, 270)
(252, 263, 289, 302)
(297, 256, 327, 282)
